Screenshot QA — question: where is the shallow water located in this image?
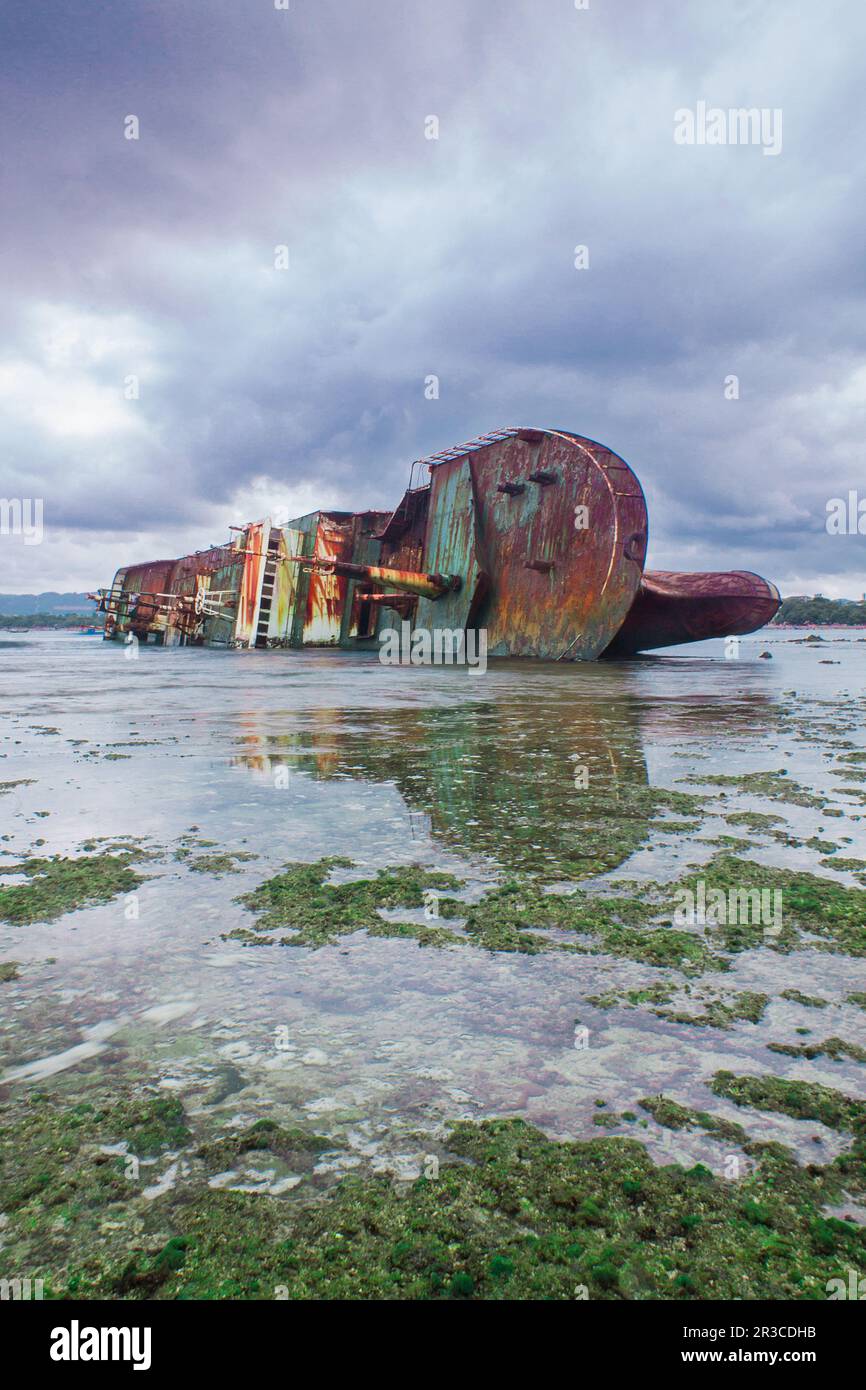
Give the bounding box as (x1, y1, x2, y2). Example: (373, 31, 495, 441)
(1, 627, 865, 1186)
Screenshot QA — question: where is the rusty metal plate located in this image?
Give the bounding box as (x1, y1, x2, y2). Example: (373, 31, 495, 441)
(415, 429, 647, 660)
(302, 515, 354, 645)
(604, 570, 782, 655)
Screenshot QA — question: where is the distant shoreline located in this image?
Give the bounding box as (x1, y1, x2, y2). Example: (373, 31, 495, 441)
(0, 616, 102, 632)
(4, 619, 866, 635)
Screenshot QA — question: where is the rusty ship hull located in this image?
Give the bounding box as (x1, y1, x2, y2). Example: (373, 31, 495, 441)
(93, 428, 780, 659)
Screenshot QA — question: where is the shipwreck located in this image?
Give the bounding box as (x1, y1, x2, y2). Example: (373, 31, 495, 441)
(92, 428, 780, 659)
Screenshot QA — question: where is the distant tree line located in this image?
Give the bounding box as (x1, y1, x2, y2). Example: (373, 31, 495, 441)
(773, 595, 866, 626)
(0, 612, 104, 630)
(3, 598, 863, 631)
(0, 592, 93, 615)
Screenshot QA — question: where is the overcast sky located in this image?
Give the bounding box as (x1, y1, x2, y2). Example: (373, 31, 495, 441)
(1, 0, 864, 596)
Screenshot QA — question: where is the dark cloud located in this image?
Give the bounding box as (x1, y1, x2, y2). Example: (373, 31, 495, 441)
(1, 0, 864, 592)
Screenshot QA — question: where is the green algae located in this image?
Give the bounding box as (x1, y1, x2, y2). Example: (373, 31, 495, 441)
(232, 858, 748, 967)
(6, 686, 866, 1301)
(0, 961, 21, 982)
(4, 1095, 866, 1302)
(767, 1038, 866, 1063)
(586, 983, 768, 1028)
(585, 982, 678, 1010)
(173, 835, 260, 876)
(231, 858, 464, 949)
(436, 878, 579, 954)
(0, 850, 146, 925)
(638, 1095, 748, 1145)
(109, 1093, 191, 1155)
(781, 990, 829, 1009)
(593, 1110, 627, 1128)
(726, 811, 785, 830)
(820, 857, 866, 886)
(439, 879, 725, 970)
(247, 843, 860, 967)
(681, 769, 829, 809)
(655, 991, 769, 1030)
(804, 837, 841, 854)
(710, 1072, 866, 1134)
(364, 918, 467, 948)
(196, 1119, 336, 1169)
(181, 851, 258, 875)
(700, 835, 752, 850)
(675, 856, 866, 957)
(0, 1089, 189, 1298)
(173, 835, 259, 876)
(0, 1089, 189, 1220)
(651, 819, 702, 833)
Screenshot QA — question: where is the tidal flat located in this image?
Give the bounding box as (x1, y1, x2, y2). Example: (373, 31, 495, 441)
(1, 628, 865, 1298)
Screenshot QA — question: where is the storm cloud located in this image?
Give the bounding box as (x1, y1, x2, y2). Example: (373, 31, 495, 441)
(1, 0, 864, 593)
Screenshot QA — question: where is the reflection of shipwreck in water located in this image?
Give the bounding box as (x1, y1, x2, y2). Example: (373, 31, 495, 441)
(92, 428, 780, 659)
(230, 682, 781, 879)
(232, 694, 651, 879)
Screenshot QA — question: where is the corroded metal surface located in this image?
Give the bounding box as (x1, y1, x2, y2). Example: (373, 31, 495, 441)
(94, 425, 777, 659)
(604, 570, 782, 656)
(414, 429, 647, 659)
(302, 514, 353, 645)
(266, 527, 303, 644)
(234, 521, 268, 646)
(95, 559, 176, 641)
(288, 555, 461, 601)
